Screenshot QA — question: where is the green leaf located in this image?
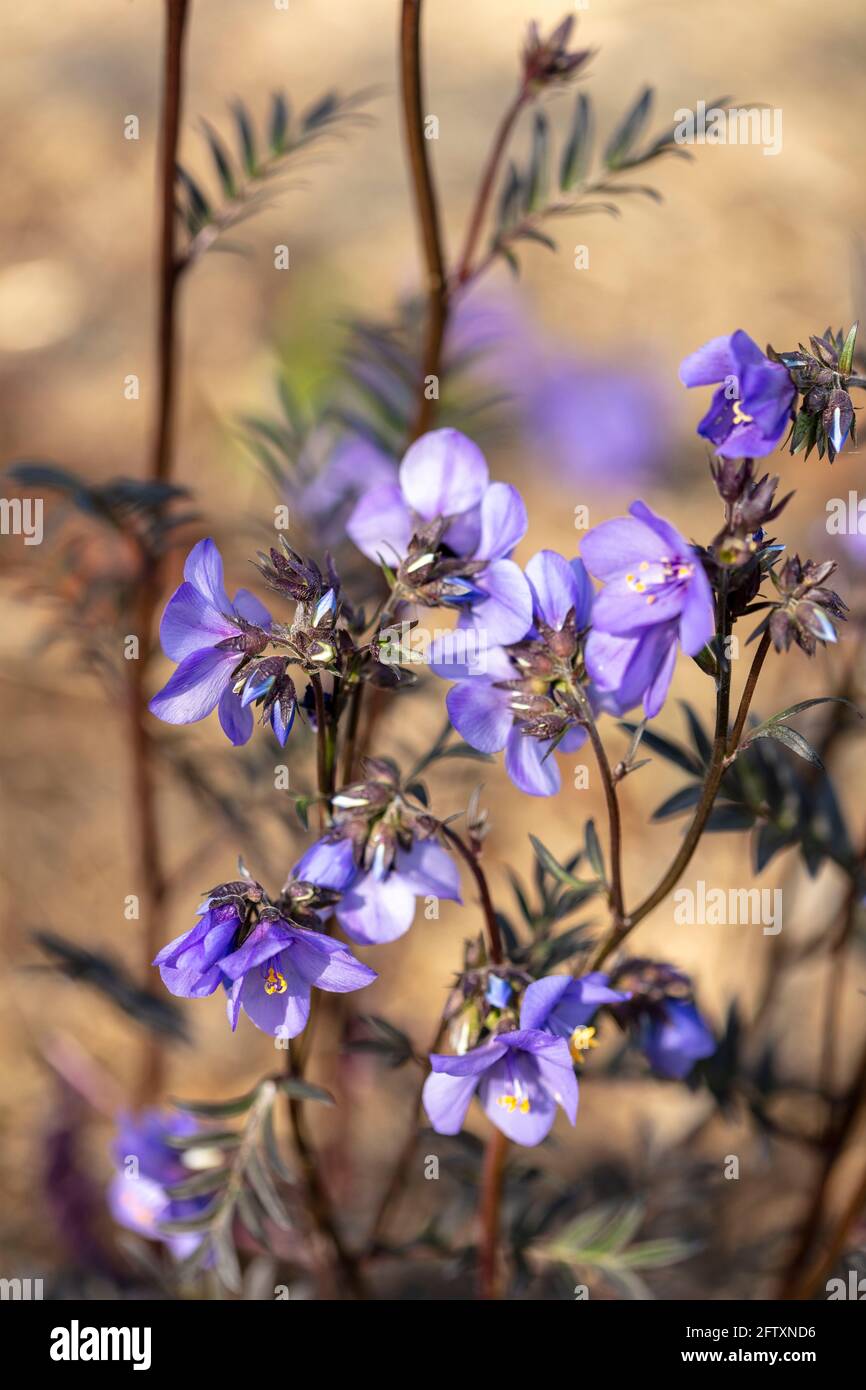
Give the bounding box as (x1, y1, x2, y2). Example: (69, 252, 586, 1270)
(560, 92, 593, 189)
(529, 835, 597, 891)
(618, 721, 702, 776)
(231, 100, 257, 176)
(839, 320, 859, 376)
(269, 92, 290, 154)
(275, 1076, 335, 1106)
(526, 111, 550, 211)
(172, 1087, 261, 1119)
(604, 87, 653, 169)
(743, 723, 823, 768)
(200, 120, 237, 199)
(164, 1166, 232, 1200)
(584, 819, 605, 881)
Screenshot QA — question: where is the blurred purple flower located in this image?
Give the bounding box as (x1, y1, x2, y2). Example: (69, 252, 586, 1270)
(109, 1110, 207, 1259)
(293, 433, 397, 547)
(582, 501, 714, 719)
(347, 428, 532, 645)
(679, 329, 795, 459)
(149, 539, 272, 745)
(422, 1028, 578, 1147)
(295, 833, 461, 946)
(640, 1000, 716, 1080)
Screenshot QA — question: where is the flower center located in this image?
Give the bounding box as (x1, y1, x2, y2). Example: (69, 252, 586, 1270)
(263, 965, 287, 995)
(625, 557, 694, 606)
(497, 1092, 531, 1114)
(569, 1025, 598, 1064)
(732, 399, 754, 425)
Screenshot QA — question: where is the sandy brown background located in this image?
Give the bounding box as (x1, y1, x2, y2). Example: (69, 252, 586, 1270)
(1, 0, 865, 1295)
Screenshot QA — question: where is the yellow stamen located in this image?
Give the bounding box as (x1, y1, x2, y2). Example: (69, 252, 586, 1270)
(264, 965, 287, 996)
(639, 560, 650, 571)
(569, 1025, 598, 1065)
(732, 400, 753, 425)
(497, 1093, 531, 1114)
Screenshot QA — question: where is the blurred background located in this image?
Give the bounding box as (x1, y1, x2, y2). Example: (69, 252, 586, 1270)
(1, 0, 865, 1299)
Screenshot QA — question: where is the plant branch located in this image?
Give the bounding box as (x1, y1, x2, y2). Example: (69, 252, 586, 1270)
(571, 684, 625, 924)
(455, 89, 527, 285)
(441, 825, 503, 964)
(477, 1128, 509, 1299)
(399, 0, 449, 440)
(132, 0, 190, 1106)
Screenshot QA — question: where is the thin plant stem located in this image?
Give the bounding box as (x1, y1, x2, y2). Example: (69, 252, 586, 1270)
(399, 0, 449, 440)
(587, 584, 758, 970)
(284, 1045, 369, 1299)
(571, 684, 625, 924)
(726, 631, 771, 754)
(340, 680, 365, 784)
(132, 0, 190, 1106)
(455, 89, 527, 285)
(477, 1128, 509, 1299)
(441, 825, 503, 964)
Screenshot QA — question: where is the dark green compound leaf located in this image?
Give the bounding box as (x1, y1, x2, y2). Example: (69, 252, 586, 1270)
(529, 835, 598, 892)
(200, 119, 237, 199)
(743, 723, 824, 768)
(231, 100, 258, 175)
(274, 1076, 335, 1105)
(618, 721, 702, 776)
(269, 91, 290, 153)
(584, 819, 605, 881)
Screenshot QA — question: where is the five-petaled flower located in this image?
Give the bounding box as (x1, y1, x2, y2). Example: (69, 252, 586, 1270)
(520, 971, 631, 1062)
(583, 501, 715, 719)
(150, 539, 272, 745)
(433, 550, 595, 796)
(423, 1028, 578, 1146)
(347, 427, 533, 646)
(679, 330, 796, 459)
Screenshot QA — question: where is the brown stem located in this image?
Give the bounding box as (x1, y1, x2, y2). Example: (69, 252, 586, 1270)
(588, 587, 748, 970)
(133, 0, 190, 1105)
(400, 0, 449, 440)
(441, 825, 503, 964)
(153, 0, 189, 483)
(477, 1128, 509, 1299)
(571, 685, 625, 924)
(778, 1031, 866, 1298)
(284, 1045, 369, 1299)
(340, 680, 365, 784)
(726, 630, 771, 754)
(365, 1014, 448, 1250)
(455, 89, 527, 285)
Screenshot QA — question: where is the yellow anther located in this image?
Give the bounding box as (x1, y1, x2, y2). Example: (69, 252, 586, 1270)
(639, 560, 650, 571)
(264, 965, 287, 996)
(626, 573, 635, 584)
(677, 565, 692, 579)
(634, 581, 646, 593)
(569, 1025, 598, 1065)
(732, 400, 754, 425)
(497, 1093, 531, 1114)
(646, 594, 656, 605)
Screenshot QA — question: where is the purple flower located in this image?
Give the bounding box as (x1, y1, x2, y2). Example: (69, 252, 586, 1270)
(520, 971, 631, 1061)
(154, 902, 242, 999)
(433, 550, 593, 796)
(679, 330, 795, 459)
(108, 1110, 208, 1259)
(346, 428, 533, 645)
(295, 833, 461, 946)
(422, 1029, 578, 1147)
(609, 959, 716, 1080)
(220, 916, 377, 1038)
(640, 1001, 716, 1080)
(293, 433, 398, 547)
(582, 501, 714, 719)
(153, 870, 376, 1036)
(149, 539, 273, 745)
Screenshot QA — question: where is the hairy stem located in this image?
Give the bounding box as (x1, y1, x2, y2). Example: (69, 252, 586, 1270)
(477, 1128, 509, 1299)
(132, 0, 190, 1106)
(400, 0, 449, 440)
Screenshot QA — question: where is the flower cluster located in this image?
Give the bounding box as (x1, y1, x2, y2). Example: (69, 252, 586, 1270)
(154, 873, 376, 1037)
(109, 1110, 210, 1259)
